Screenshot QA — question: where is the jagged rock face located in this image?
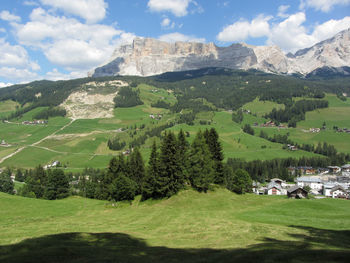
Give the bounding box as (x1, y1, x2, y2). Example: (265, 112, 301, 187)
(90, 28, 350, 77)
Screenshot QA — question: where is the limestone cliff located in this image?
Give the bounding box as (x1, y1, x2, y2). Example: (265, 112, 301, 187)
(90, 28, 350, 77)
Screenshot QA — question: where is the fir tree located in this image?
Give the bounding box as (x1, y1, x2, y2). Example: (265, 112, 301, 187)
(142, 141, 159, 200)
(206, 128, 225, 184)
(159, 131, 184, 197)
(109, 174, 137, 201)
(0, 168, 14, 194)
(188, 131, 214, 192)
(128, 148, 145, 193)
(44, 169, 69, 200)
(177, 129, 189, 181)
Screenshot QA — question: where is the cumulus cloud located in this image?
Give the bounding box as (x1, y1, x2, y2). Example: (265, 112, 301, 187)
(161, 18, 175, 29)
(13, 7, 128, 72)
(0, 10, 21, 22)
(159, 32, 205, 43)
(277, 5, 290, 18)
(39, 0, 108, 23)
(0, 82, 13, 88)
(44, 68, 85, 81)
(300, 0, 350, 12)
(0, 38, 39, 70)
(148, 0, 192, 17)
(217, 10, 350, 53)
(0, 67, 38, 82)
(217, 15, 271, 42)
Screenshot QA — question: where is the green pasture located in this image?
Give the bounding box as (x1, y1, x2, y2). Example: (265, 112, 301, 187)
(0, 189, 349, 262)
(242, 98, 284, 117)
(0, 100, 19, 118)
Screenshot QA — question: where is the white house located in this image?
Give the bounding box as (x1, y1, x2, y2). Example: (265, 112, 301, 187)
(330, 185, 348, 199)
(328, 166, 341, 174)
(266, 182, 282, 195)
(297, 176, 323, 192)
(342, 164, 350, 176)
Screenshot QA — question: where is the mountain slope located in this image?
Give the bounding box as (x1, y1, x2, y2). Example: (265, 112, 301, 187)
(90, 28, 350, 77)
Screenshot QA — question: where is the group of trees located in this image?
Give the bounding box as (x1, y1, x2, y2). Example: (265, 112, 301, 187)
(0, 168, 14, 194)
(114, 87, 143, 108)
(33, 106, 66, 120)
(257, 130, 350, 164)
(107, 137, 126, 151)
(232, 110, 244, 123)
(265, 99, 329, 127)
(16, 166, 70, 200)
(74, 128, 251, 202)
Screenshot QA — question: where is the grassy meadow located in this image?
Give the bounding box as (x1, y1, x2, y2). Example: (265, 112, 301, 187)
(0, 189, 349, 262)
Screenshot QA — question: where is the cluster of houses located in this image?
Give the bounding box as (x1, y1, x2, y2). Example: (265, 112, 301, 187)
(309, 128, 321, 133)
(336, 128, 350, 133)
(149, 114, 162, 120)
(0, 139, 11, 147)
(22, 120, 48, 125)
(253, 164, 350, 199)
(253, 121, 286, 128)
(43, 160, 60, 169)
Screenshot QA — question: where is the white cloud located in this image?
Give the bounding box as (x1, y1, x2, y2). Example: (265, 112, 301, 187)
(0, 38, 39, 70)
(13, 8, 129, 72)
(159, 32, 205, 43)
(0, 10, 21, 22)
(217, 15, 271, 42)
(44, 68, 85, 81)
(300, 0, 350, 12)
(312, 17, 350, 41)
(24, 1, 39, 6)
(148, 0, 192, 17)
(0, 82, 13, 88)
(39, 0, 107, 23)
(278, 5, 290, 18)
(0, 67, 38, 82)
(161, 18, 171, 27)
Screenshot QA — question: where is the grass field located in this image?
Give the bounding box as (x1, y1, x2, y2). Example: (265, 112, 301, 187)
(0, 100, 19, 118)
(0, 189, 349, 262)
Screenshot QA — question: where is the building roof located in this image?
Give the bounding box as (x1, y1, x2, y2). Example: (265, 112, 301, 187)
(328, 166, 341, 169)
(297, 176, 322, 183)
(342, 164, 350, 169)
(287, 185, 308, 194)
(330, 185, 346, 193)
(267, 182, 281, 191)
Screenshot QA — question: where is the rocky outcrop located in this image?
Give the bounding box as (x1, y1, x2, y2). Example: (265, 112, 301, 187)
(90, 28, 350, 77)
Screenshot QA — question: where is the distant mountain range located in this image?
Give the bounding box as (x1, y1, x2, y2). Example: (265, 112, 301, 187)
(90, 28, 350, 78)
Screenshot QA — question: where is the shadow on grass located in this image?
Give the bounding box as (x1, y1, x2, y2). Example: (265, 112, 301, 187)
(1, 226, 349, 263)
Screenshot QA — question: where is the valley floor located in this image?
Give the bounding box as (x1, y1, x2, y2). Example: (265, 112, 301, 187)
(0, 189, 349, 262)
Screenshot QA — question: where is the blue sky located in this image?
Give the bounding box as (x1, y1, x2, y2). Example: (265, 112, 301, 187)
(0, 0, 349, 86)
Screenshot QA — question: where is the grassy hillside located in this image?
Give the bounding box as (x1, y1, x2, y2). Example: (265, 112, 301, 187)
(0, 189, 349, 262)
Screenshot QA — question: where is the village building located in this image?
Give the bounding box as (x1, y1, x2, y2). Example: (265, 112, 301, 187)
(342, 164, 350, 176)
(297, 176, 323, 193)
(330, 185, 348, 199)
(266, 182, 282, 195)
(43, 160, 60, 169)
(287, 185, 308, 199)
(328, 166, 341, 174)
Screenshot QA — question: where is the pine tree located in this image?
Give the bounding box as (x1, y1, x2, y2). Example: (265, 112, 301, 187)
(0, 168, 14, 194)
(188, 131, 214, 192)
(158, 131, 184, 197)
(206, 128, 224, 184)
(109, 174, 137, 201)
(128, 148, 145, 193)
(177, 129, 189, 181)
(44, 169, 69, 200)
(142, 141, 159, 200)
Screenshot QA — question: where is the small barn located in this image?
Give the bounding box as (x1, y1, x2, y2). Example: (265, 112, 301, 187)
(287, 185, 308, 199)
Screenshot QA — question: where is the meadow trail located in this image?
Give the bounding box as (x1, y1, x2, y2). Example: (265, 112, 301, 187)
(0, 119, 76, 165)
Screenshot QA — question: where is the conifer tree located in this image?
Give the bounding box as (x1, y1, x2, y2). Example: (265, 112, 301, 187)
(188, 131, 214, 192)
(44, 169, 69, 200)
(128, 148, 145, 193)
(142, 141, 159, 200)
(159, 131, 184, 197)
(206, 128, 224, 184)
(0, 168, 14, 194)
(177, 129, 189, 181)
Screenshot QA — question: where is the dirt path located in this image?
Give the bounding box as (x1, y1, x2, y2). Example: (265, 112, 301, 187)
(0, 119, 76, 165)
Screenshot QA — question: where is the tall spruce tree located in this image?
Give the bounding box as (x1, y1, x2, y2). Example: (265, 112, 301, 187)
(159, 131, 184, 197)
(188, 131, 214, 192)
(44, 169, 69, 200)
(142, 141, 159, 200)
(128, 148, 145, 193)
(0, 168, 14, 194)
(177, 129, 189, 181)
(206, 128, 224, 184)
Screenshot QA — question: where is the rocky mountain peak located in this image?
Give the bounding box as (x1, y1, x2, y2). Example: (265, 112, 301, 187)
(90, 28, 350, 77)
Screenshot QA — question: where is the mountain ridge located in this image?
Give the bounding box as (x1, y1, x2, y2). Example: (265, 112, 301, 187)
(90, 28, 350, 77)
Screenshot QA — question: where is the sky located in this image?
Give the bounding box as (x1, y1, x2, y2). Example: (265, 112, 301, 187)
(0, 0, 349, 86)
